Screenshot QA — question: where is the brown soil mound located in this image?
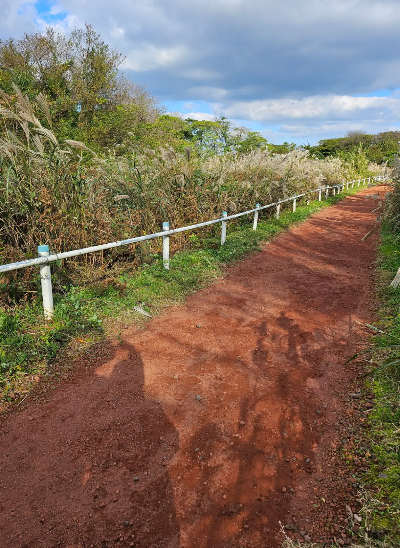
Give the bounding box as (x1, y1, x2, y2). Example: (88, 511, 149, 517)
(0, 187, 386, 547)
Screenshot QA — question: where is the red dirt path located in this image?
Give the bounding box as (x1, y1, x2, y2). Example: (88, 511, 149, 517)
(0, 187, 386, 548)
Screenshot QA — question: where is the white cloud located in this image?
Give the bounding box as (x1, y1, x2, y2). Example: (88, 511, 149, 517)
(219, 95, 400, 122)
(122, 45, 189, 72)
(35, 13, 81, 34)
(0, 0, 38, 37)
(110, 26, 125, 39)
(177, 111, 216, 121)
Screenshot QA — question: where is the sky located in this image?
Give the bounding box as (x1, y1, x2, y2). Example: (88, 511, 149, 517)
(1, 0, 400, 145)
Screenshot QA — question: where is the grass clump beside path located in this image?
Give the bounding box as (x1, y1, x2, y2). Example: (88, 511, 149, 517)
(0, 188, 363, 407)
(355, 220, 400, 545)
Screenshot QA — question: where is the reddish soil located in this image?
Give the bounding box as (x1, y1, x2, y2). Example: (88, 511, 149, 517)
(0, 187, 387, 548)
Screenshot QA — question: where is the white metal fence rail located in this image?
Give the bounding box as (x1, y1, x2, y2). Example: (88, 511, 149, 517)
(0, 176, 387, 318)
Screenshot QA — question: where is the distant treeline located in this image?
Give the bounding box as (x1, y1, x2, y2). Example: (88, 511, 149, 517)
(305, 130, 399, 165)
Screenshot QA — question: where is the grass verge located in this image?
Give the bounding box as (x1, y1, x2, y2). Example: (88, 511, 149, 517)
(0, 187, 368, 408)
(353, 220, 400, 545)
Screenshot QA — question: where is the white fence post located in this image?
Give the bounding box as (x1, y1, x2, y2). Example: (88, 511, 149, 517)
(293, 198, 297, 212)
(276, 203, 281, 219)
(318, 188, 322, 201)
(38, 245, 54, 320)
(253, 203, 260, 230)
(162, 222, 170, 270)
(325, 186, 330, 199)
(221, 211, 227, 245)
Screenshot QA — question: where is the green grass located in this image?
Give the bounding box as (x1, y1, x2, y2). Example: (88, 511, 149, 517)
(354, 219, 400, 545)
(0, 187, 364, 403)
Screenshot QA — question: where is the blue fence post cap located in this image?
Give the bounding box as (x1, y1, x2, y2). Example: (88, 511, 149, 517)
(256, 203, 260, 207)
(163, 222, 169, 228)
(222, 211, 227, 216)
(38, 245, 49, 252)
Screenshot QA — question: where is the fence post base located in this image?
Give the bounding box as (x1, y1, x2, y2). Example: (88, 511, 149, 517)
(163, 222, 170, 270)
(221, 212, 227, 245)
(38, 245, 54, 320)
(253, 204, 260, 230)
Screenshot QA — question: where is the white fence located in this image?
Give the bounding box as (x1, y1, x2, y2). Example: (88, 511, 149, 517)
(0, 176, 387, 319)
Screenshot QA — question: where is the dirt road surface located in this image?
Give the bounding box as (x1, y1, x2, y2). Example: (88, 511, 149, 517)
(0, 187, 386, 547)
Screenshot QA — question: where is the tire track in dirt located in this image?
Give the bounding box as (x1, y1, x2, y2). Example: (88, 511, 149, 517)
(0, 186, 386, 547)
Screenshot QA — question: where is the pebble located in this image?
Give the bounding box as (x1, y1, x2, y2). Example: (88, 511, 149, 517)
(124, 520, 130, 527)
(282, 487, 287, 493)
(195, 395, 202, 401)
(196, 324, 201, 328)
(304, 535, 311, 542)
(353, 514, 362, 522)
(134, 477, 139, 482)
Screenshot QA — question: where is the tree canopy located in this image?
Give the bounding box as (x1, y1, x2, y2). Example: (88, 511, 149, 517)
(306, 130, 399, 165)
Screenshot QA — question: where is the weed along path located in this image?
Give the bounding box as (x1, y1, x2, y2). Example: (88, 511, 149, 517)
(0, 186, 387, 548)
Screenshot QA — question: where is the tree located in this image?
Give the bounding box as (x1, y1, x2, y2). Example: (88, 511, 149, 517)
(182, 117, 267, 156)
(0, 25, 162, 146)
(268, 141, 297, 154)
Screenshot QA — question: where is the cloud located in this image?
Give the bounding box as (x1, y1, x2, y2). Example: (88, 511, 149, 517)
(218, 95, 400, 123)
(122, 45, 189, 72)
(180, 112, 216, 122)
(0, 0, 38, 37)
(47, 0, 400, 100)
